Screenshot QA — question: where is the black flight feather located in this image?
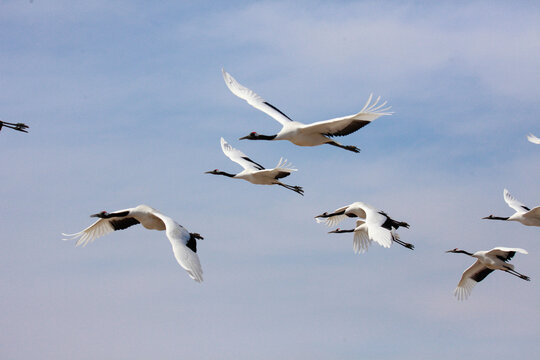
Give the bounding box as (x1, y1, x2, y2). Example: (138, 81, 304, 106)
(324, 120, 370, 137)
(110, 217, 140, 231)
(471, 267, 494, 283)
(241, 156, 265, 170)
(263, 101, 292, 121)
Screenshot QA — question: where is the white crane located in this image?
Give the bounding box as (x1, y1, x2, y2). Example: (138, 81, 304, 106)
(527, 133, 540, 144)
(206, 137, 304, 195)
(483, 189, 540, 226)
(62, 205, 204, 282)
(446, 247, 530, 300)
(316, 202, 413, 250)
(222, 69, 392, 153)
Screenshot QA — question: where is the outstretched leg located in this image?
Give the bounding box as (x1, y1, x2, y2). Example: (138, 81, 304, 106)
(326, 141, 360, 153)
(392, 237, 414, 250)
(0, 121, 29, 133)
(504, 268, 530, 281)
(277, 182, 304, 196)
(190, 233, 204, 240)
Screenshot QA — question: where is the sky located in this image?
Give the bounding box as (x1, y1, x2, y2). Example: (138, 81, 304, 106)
(1, 1, 539, 359)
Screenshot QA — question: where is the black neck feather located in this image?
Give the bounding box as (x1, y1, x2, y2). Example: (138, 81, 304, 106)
(253, 134, 277, 140)
(487, 216, 510, 221)
(333, 229, 354, 233)
(215, 171, 236, 178)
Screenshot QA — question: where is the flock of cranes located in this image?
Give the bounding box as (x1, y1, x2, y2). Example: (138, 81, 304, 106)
(8, 69, 531, 299)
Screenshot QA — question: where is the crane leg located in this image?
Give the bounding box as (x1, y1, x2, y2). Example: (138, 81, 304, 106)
(326, 141, 360, 153)
(504, 269, 530, 281)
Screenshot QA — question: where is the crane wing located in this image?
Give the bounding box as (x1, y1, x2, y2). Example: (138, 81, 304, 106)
(523, 206, 540, 219)
(301, 94, 392, 137)
(62, 208, 138, 247)
(487, 247, 528, 262)
(345, 202, 369, 219)
(315, 205, 350, 227)
(222, 69, 293, 126)
(503, 188, 530, 213)
(220, 137, 265, 171)
(152, 212, 204, 283)
(364, 205, 388, 228)
(454, 260, 493, 301)
(252, 158, 297, 178)
(353, 220, 371, 254)
(367, 226, 392, 248)
(527, 133, 540, 144)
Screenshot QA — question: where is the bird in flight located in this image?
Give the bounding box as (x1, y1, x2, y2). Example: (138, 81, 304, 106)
(483, 189, 540, 227)
(206, 137, 304, 195)
(446, 247, 530, 300)
(63, 205, 204, 282)
(316, 202, 413, 251)
(222, 69, 391, 153)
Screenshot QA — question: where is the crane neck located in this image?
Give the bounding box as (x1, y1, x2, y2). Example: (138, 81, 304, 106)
(484, 215, 510, 221)
(214, 171, 236, 178)
(330, 228, 354, 234)
(493, 216, 509, 221)
(254, 134, 277, 140)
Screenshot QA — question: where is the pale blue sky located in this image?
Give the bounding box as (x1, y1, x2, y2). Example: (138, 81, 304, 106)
(1, 1, 539, 359)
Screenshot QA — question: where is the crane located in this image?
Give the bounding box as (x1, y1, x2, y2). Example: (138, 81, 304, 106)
(222, 69, 391, 153)
(63, 205, 204, 282)
(316, 202, 413, 250)
(206, 137, 304, 195)
(446, 247, 530, 300)
(483, 189, 540, 226)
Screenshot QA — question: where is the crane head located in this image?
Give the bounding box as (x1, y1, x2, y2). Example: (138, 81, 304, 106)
(239, 132, 258, 140)
(314, 212, 329, 219)
(90, 211, 109, 218)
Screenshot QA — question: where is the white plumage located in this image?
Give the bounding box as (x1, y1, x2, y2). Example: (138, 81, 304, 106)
(527, 133, 540, 144)
(206, 137, 304, 195)
(327, 219, 372, 254)
(483, 189, 540, 226)
(447, 247, 530, 300)
(62, 205, 204, 282)
(317, 202, 413, 251)
(222, 69, 392, 153)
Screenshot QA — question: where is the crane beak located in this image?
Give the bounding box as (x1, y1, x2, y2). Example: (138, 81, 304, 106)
(238, 136, 249, 140)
